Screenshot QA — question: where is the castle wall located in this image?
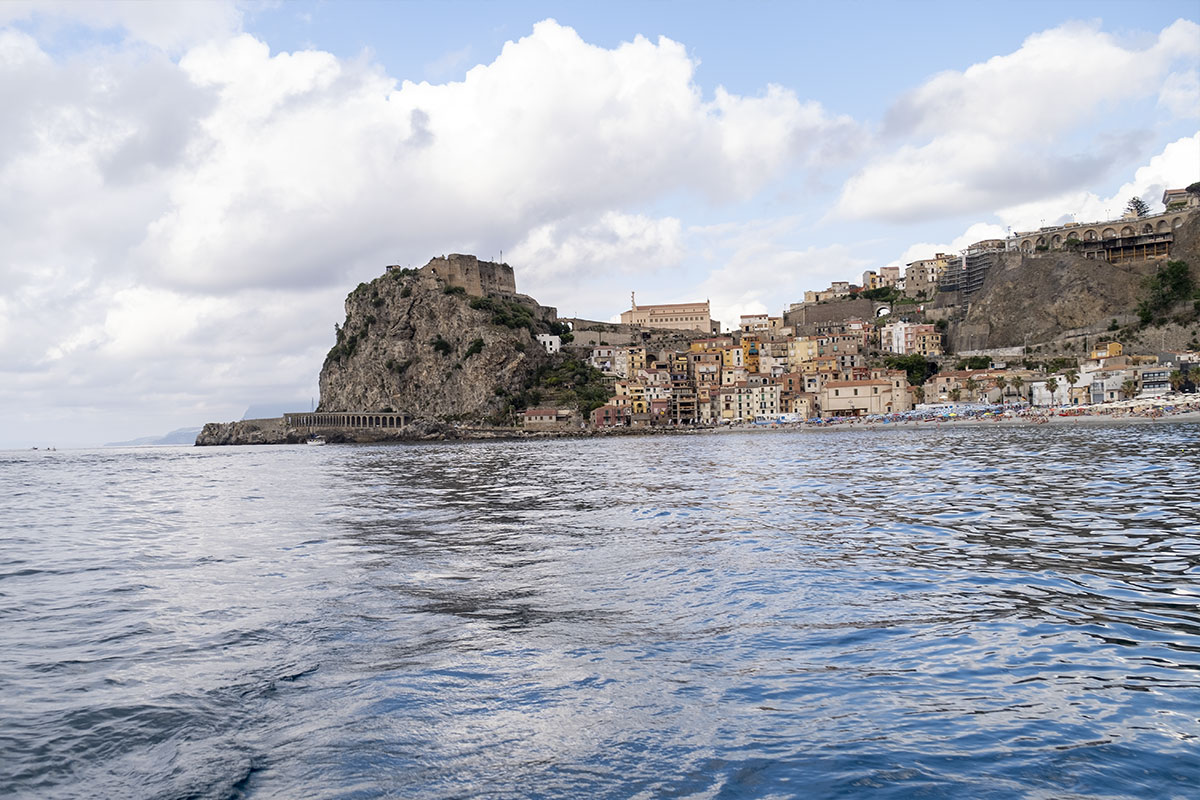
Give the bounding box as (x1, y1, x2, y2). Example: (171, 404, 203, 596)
(422, 254, 517, 297)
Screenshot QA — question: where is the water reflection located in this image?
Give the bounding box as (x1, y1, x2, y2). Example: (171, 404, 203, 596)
(1, 424, 1198, 798)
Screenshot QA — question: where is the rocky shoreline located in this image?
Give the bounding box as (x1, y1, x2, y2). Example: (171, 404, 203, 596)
(193, 417, 713, 445)
(195, 405, 1200, 446)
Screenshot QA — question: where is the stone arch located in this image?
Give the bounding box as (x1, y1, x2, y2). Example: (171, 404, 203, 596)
(1021, 239, 1033, 251)
(1174, 216, 1184, 228)
(1157, 220, 1169, 232)
(1102, 227, 1116, 239)
(1036, 236, 1046, 247)
(1051, 234, 1062, 247)
(1120, 225, 1134, 236)
(1084, 229, 1098, 241)
(1141, 223, 1153, 234)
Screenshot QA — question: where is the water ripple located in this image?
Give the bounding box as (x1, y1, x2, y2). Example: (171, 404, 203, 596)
(0, 424, 1198, 798)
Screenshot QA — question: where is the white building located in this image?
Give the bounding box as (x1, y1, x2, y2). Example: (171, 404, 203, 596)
(536, 334, 561, 354)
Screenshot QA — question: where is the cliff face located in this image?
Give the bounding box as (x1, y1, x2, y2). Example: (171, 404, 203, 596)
(316, 260, 553, 421)
(195, 418, 295, 445)
(951, 213, 1199, 350)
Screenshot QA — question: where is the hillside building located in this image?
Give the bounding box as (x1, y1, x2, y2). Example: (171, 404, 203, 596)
(620, 294, 718, 333)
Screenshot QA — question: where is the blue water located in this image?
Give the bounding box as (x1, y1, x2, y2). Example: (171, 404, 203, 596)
(2, 424, 1199, 799)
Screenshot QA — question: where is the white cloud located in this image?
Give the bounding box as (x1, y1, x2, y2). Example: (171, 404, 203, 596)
(509, 212, 685, 281)
(0, 17, 863, 444)
(881, 132, 1199, 271)
(1159, 69, 1200, 119)
(894, 222, 1008, 268)
(691, 218, 871, 327)
(994, 132, 1200, 231)
(835, 19, 1200, 222)
(0, 0, 241, 52)
(118, 20, 861, 296)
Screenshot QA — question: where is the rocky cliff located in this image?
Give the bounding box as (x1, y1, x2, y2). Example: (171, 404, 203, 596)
(950, 213, 1200, 350)
(195, 418, 295, 446)
(316, 259, 556, 422)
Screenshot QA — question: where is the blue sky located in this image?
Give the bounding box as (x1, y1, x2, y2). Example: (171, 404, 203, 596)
(0, 0, 1197, 447)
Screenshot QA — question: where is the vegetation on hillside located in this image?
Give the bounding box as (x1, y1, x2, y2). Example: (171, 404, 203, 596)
(955, 355, 990, 370)
(489, 356, 610, 423)
(1137, 259, 1195, 326)
(883, 353, 939, 386)
(861, 286, 901, 302)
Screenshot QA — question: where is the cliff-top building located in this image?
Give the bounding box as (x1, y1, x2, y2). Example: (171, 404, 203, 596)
(620, 294, 719, 333)
(415, 254, 517, 297)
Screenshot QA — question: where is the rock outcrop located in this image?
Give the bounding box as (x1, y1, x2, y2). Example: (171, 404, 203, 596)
(195, 418, 296, 446)
(316, 257, 557, 422)
(950, 213, 1200, 350)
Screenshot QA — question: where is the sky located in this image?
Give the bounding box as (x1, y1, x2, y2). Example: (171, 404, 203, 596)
(1, 0, 1198, 448)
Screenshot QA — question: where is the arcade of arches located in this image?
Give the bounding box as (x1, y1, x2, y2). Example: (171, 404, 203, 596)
(284, 412, 413, 430)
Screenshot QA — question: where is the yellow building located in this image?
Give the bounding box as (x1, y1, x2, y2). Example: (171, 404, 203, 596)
(689, 336, 734, 353)
(627, 346, 647, 374)
(742, 338, 760, 374)
(787, 337, 820, 372)
(720, 346, 745, 368)
(620, 294, 716, 333)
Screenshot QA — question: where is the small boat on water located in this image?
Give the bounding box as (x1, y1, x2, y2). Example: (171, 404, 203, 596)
(306, 435, 326, 446)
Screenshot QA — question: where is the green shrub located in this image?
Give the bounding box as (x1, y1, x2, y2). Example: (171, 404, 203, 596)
(883, 353, 938, 386)
(1137, 260, 1194, 327)
(955, 355, 990, 370)
(443, 285, 467, 295)
(431, 337, 453, 356)
(400, 286, 412, 298)
(464, 338, 485, 358)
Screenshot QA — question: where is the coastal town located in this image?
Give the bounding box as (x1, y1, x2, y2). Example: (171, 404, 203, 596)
(214, 186, 1200, 446)
(520, 187, 1200, 431)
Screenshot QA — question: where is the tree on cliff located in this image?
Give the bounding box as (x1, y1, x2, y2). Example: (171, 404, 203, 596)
(1126, 197, 1150, 217)
(1187, 181, 1200, 198)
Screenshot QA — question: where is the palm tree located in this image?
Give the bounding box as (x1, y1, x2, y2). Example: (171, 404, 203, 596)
(949, 388, 962, 402)
(1045, 377, 1059, 405)
(1121, 379, 1137, 399)
(965, 377, 978, 400)
(1011, 375, 1025, 403)
(994, 375, 1008, 402)
(913, 385, 925, 404)
(1169, 370, 1185, 392)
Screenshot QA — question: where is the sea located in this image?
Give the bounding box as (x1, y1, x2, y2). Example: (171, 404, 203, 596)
(2, 423, 1198, 799)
